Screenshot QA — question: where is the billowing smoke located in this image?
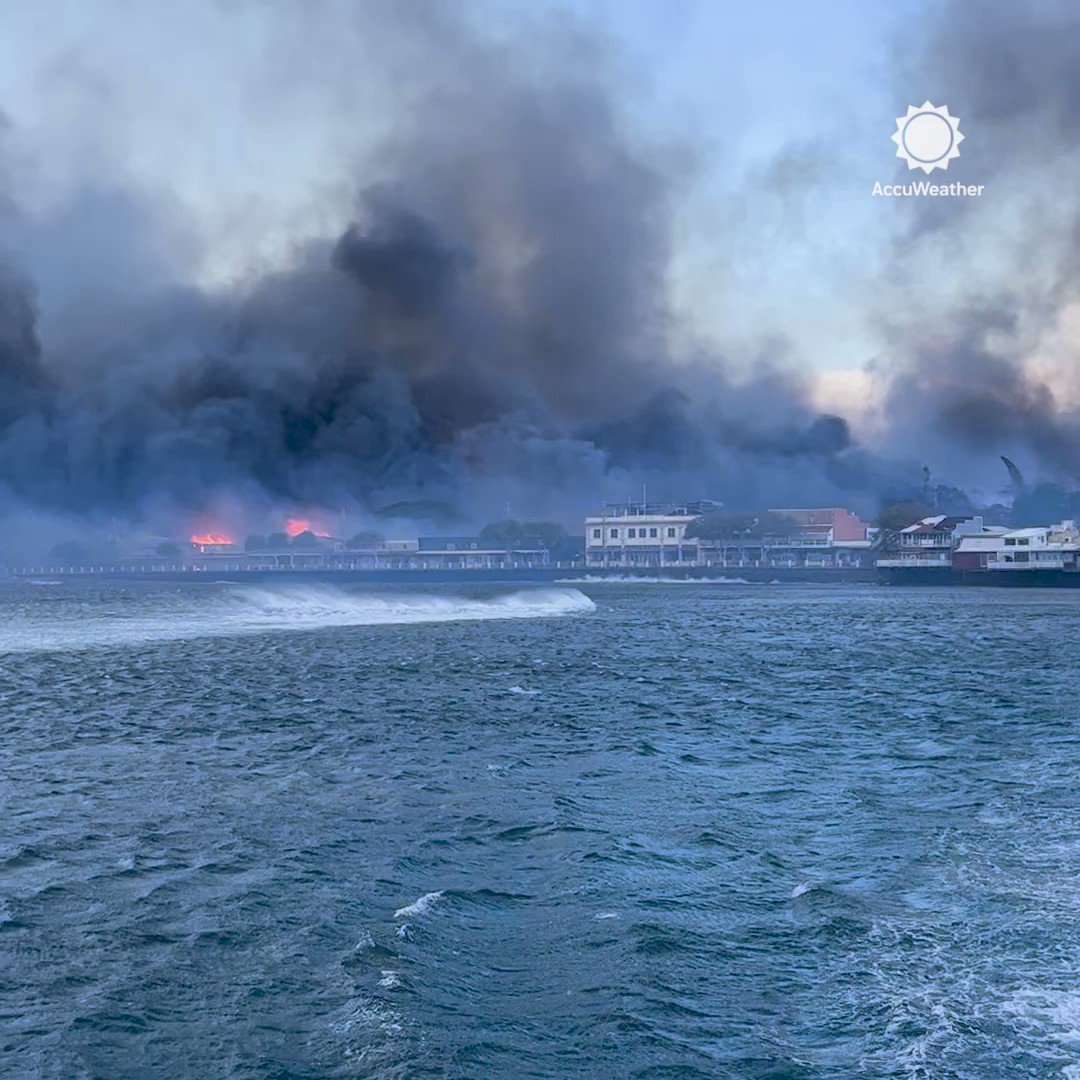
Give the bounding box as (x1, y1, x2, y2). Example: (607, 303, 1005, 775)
(880, 0, 1080, 484)
(6, 0, 1077, 560)
(0, 1, 904, 560)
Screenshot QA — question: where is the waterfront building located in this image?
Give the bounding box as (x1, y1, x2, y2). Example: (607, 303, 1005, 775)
(584, 501, 718, 568)
(410, 537, 548, 570)
(584, 502, 873, 570)
(876, 515, 1005, 570)
(952, 535, 1007, 570)
(877, 515, 1080, 578)
(746, 507, 873, 568)
(767, 507, 871, 546)
(985, 522, 1080, 572)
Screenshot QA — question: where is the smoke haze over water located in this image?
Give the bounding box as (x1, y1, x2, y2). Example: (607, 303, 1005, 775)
(1, 0, 1079, 555)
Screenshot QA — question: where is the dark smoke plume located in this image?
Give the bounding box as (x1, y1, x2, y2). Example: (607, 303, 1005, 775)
(0, 2, 908, 561)
(881, 0, 1080, 485)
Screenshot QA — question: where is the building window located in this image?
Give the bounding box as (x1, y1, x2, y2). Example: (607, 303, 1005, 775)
(666, 527, 676, 538)
(610, 528, 619, 539)
(628, 528, 637, 538)
(447, 542, 456, 550)
(592, 528, 601, 539)
(649, 527, 658, 537)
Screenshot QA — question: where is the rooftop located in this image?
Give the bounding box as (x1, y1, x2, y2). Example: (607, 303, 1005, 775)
(954, 536, 1006, 551)
(595, 500, 722, 518)
(900, 515, 968, 534)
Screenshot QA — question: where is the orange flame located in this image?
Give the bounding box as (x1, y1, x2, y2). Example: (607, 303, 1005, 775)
(190, 532, 235, 545)
(284, 517, 329, 538)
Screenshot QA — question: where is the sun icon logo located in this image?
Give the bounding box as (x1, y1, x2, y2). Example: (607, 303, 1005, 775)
(892, 102, 964, 173)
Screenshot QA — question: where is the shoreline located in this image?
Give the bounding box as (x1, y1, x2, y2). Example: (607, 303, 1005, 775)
(6, 566, 1080, 587)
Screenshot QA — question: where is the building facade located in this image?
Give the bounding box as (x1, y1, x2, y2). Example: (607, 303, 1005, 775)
(584, 501, 717, 568)
(876, 515, 1005, 570)
(986, 523, 1080, 572)
(877, 516, 1080, 577)
(585, 502, 873, 570)
(768, 507, 871, 545)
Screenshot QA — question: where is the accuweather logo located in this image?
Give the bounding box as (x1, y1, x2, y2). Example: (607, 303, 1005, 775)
(872, 101, 983, 198)
(893, 101, 962, 172)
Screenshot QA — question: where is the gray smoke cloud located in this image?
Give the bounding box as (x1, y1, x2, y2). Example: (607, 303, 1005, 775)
(880, 0, 1080, 484)
(15, 0, 1066, 557)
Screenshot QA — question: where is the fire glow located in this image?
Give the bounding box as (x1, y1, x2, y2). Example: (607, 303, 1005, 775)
(284, 517, 330, 538)
(190, 532, 234, 546)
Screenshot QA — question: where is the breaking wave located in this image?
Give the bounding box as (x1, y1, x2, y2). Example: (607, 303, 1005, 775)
(226, 584, 595, 627)
(393, 890, 444, 919)
(0, 584, 596, 653)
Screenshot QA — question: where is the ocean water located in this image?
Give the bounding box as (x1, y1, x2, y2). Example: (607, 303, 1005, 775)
(1, 579, 1079, 1079)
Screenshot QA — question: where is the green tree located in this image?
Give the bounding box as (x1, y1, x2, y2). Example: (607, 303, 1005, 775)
(524, 521, 569, 549)
(750, 512, 801, 538)
(291, 530, 321, 549)
(873, 501, 932, 553)
(479, 520, 568, 550)
(684, 512, 755, 541)
(876, 501, 932, 532)
(266, 532, 290, 550)
(479, 519, 526, 549)
(244, 534, 267, 552)
(155, 541, 182, 559)
(347, 530, 384, 549)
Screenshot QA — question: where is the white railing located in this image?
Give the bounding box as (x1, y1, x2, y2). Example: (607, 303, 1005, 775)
(876, 557, 950, 568)
(987, 556, 1068, 570)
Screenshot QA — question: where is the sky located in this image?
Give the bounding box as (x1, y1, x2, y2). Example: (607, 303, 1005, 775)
(0, 0, 922, 375)
(578, 0, 911, 367)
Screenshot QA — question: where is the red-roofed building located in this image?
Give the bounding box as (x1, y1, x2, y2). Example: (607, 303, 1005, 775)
(768, 507, 871, 546)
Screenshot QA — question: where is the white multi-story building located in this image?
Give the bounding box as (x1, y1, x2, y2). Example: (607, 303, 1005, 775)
(584, 501, 718, 568)
(986, 522, 1080, 571)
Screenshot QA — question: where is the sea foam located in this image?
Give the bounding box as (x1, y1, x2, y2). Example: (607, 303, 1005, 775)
(228, 583, 595, 629)
(393, 890, 444, 919)
(0, 584, 596, 653)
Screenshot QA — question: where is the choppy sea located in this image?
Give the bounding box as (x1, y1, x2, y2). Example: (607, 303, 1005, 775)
(1, 579, 1079, 1078)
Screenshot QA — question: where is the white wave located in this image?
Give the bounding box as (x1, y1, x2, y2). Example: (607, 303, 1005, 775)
(1003, 988, 1080, 1049)
(393, 890, 444, 919)
(508, 685, 539, 695)
(0, 584, 595, 653)
(224, 584, 595, 630)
